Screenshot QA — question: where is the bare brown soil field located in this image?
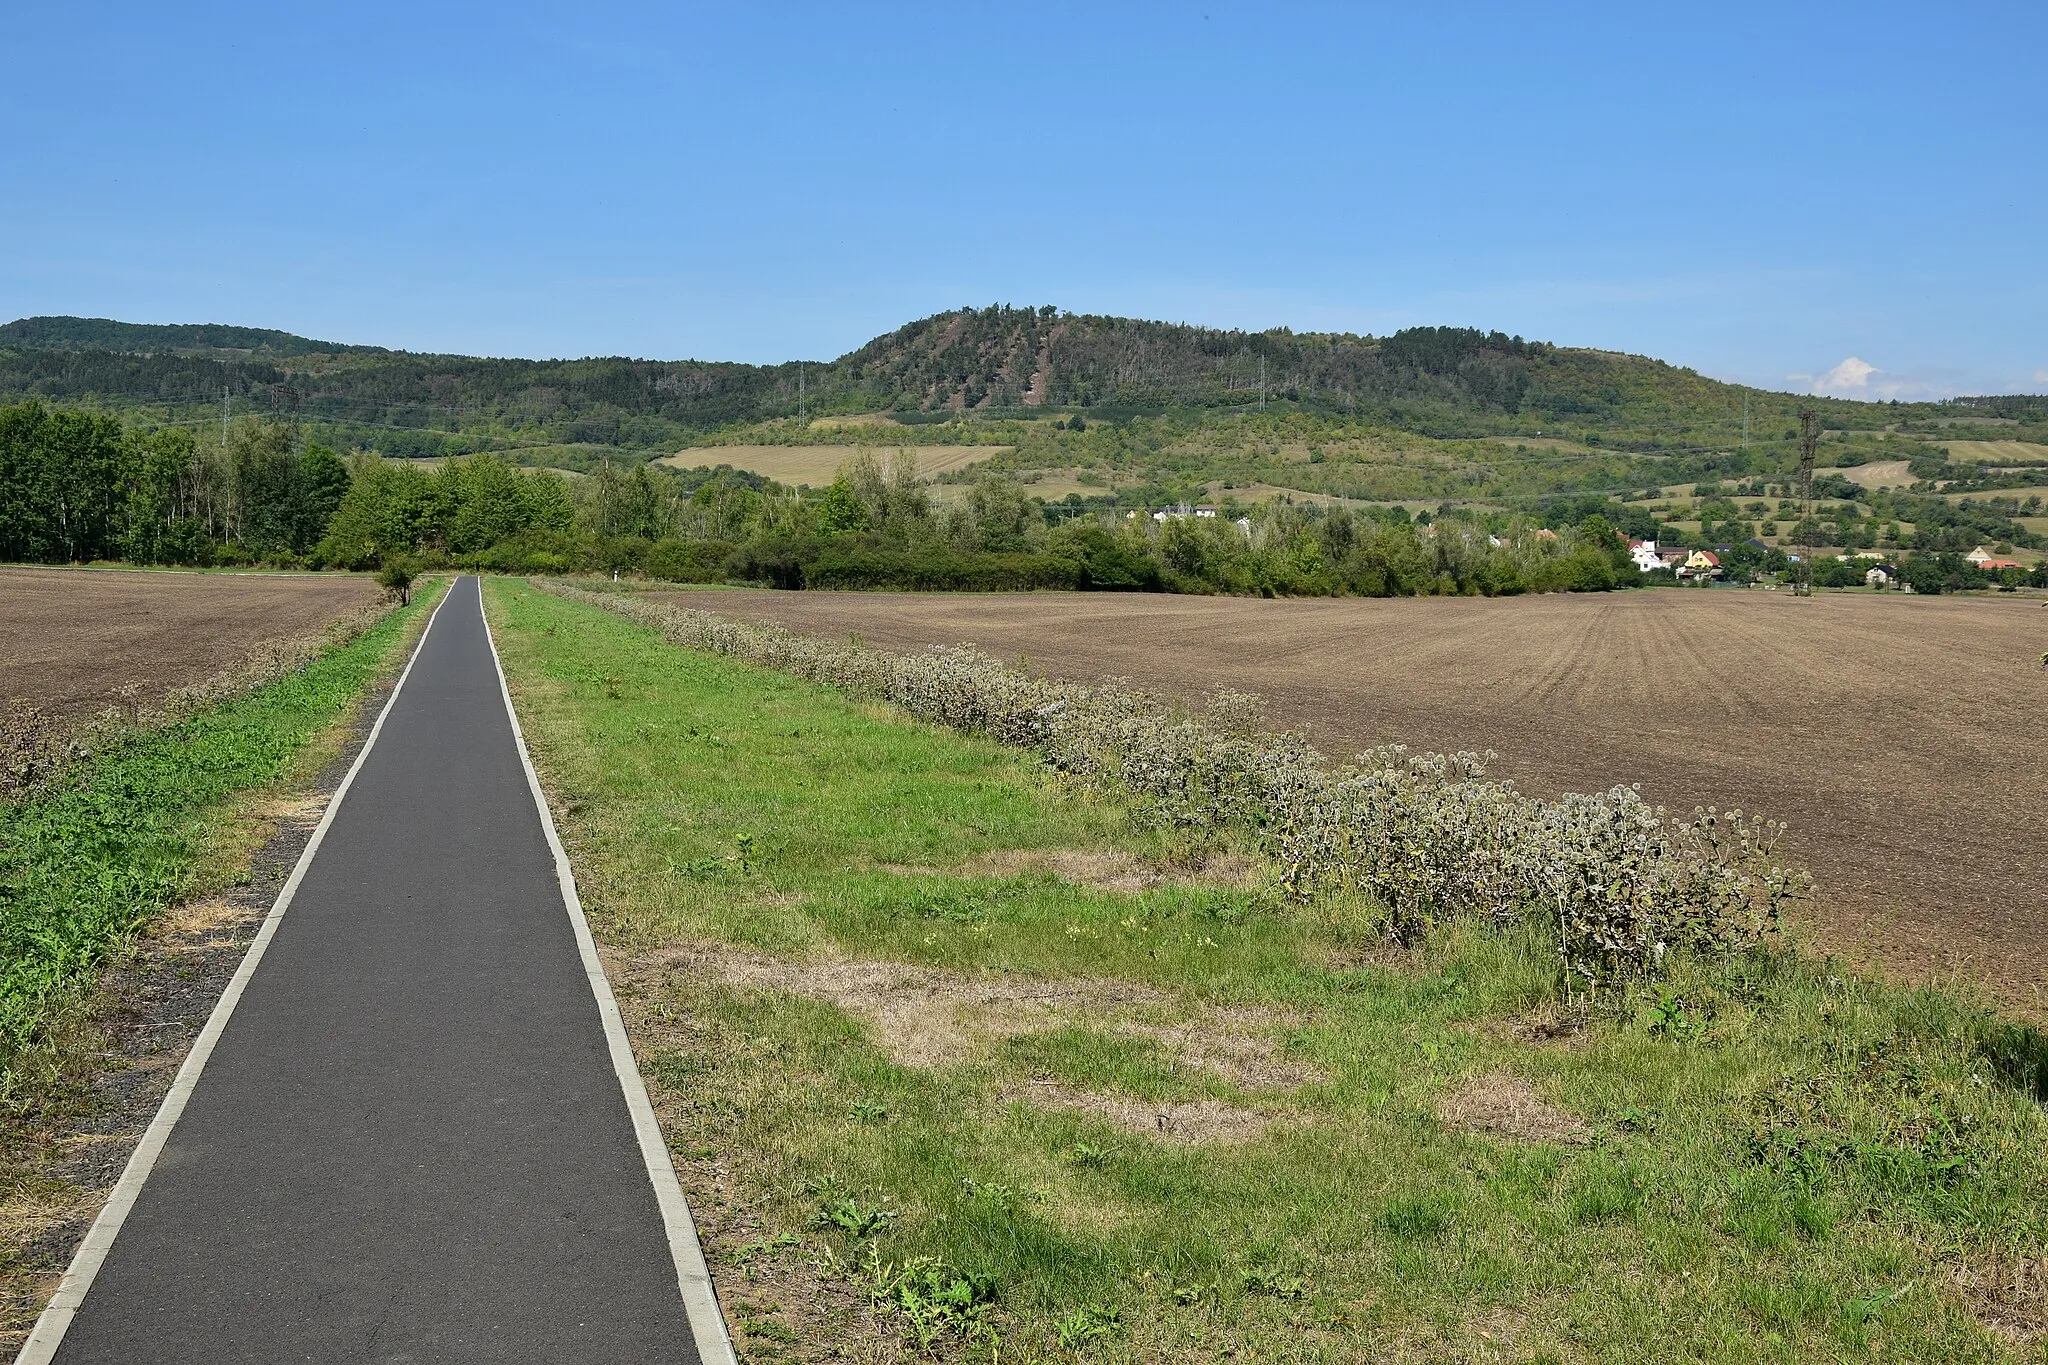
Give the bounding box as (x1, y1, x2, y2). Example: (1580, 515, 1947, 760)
(657, 444, 1005, 487)
(0, 568, 381, 722)
(669, 586, 2048, 1014)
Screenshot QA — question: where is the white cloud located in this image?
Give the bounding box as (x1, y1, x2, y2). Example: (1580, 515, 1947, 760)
(2034, 368, 2048, 385)
(1798, 356, 1960, 402)
(1814, 357, 1878, 393)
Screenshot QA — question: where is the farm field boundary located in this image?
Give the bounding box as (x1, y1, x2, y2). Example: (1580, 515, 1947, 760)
(670, 586, 2048, 1016)
(487, 578, 2048, 1363)
(0, 580, 445, 1345)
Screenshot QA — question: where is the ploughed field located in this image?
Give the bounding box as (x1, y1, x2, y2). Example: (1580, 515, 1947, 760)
(0, 568, 381, 721)
(677, 586, 2048, 1013)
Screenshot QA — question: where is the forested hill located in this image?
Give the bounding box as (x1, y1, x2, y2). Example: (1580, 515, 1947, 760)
(1, 306, 2027, 460)
(0, 316, 382, 357)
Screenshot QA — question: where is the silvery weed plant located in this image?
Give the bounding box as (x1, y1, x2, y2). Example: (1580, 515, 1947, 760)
(544, 581, 1807, 994)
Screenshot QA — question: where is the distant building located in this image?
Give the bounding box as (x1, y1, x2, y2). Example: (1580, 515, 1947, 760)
(1965, 546, 1995, 565)
(1677, 549, 1722, 582)
(1865, 565, 1897, 589)
(1978, 558, 2024, 571)
(1628, 539, 1665, 573)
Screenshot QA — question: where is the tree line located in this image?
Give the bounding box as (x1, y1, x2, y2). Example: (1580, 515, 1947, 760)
(0, 400, 1661, 597)
(8, 399, 2039, 597)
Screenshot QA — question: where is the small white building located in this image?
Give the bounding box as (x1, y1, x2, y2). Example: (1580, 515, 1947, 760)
(1628, 539, 1665, 573)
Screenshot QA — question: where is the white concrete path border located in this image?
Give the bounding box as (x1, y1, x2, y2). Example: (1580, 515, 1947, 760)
(479, 580, 738, 1365)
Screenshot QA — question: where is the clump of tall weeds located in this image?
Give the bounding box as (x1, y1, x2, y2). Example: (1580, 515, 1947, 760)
(539, 581, 1808, 994)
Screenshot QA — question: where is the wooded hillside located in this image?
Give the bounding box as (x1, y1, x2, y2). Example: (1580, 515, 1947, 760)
(7, 307, 2014, 465)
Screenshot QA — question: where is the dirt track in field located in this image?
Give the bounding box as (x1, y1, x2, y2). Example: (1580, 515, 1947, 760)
(0, 568, 381, 721)
(670, 587, 2048, 1014)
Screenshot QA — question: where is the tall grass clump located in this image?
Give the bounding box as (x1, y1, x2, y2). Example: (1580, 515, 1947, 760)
(536, 581, 1807, 994)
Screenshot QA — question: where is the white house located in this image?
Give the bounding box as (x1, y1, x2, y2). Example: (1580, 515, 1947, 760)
(1628, 539, 1665, 573)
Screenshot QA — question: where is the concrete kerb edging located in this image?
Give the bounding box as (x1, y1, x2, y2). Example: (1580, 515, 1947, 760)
(476, 578, 739, 1365)
(12, 579, 458, 1365)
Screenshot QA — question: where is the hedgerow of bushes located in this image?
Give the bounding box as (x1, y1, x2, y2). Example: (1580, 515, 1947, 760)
(540, 582, 1807, 993)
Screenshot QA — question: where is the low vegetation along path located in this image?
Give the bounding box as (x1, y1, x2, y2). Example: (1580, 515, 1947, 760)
(21, 578, 726, 1364)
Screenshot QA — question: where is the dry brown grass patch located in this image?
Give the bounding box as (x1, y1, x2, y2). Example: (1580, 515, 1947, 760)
(1001, 1080, 1278, 1145)
(957, 846, 1264, 894)
(1465, 1003, 1593, 1049)
(1949, 1248, 2048, 1345)
(609, 941, 1322, 1092)
(1436, 1072, 1587, 1145)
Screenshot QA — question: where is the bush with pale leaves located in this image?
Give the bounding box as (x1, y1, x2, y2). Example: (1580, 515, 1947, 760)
(541, 581, 1806, 993)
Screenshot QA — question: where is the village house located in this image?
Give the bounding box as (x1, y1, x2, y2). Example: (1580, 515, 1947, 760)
(1967, 545, 2025, 571)
(1627, 539, 1665, 573)
(1676, 549, 1722, 582)
(1149, 504, 1225, 523)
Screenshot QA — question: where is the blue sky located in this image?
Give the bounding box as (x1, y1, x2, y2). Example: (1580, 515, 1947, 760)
(3, 2, 2042, 398)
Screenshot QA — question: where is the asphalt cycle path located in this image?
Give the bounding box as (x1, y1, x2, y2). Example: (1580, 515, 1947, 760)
(21, 577, 731, 1365)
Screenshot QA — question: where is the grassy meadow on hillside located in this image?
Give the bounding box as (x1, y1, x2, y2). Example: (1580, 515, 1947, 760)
(656, 444, 1002, 487)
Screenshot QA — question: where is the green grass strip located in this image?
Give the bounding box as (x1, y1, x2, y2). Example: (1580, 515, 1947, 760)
(0, 582, 441, 1075)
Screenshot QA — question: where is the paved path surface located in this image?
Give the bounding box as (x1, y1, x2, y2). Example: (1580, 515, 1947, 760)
(43, 579, 710, 1363)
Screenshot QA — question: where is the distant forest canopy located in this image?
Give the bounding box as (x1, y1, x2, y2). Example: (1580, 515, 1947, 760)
(5, 307, 2044, 468)
(0, 316, 384, 357)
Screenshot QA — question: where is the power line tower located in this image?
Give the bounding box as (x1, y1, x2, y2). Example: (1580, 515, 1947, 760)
(1792, 406, 1820, 596)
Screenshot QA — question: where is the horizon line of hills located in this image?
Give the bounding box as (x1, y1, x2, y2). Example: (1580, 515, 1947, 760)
(2, 308, 2041, 465)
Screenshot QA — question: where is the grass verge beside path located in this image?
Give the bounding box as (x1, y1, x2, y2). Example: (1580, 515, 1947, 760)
(0, 578, 445, 1100)
(487, 578, 2048, 1364)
